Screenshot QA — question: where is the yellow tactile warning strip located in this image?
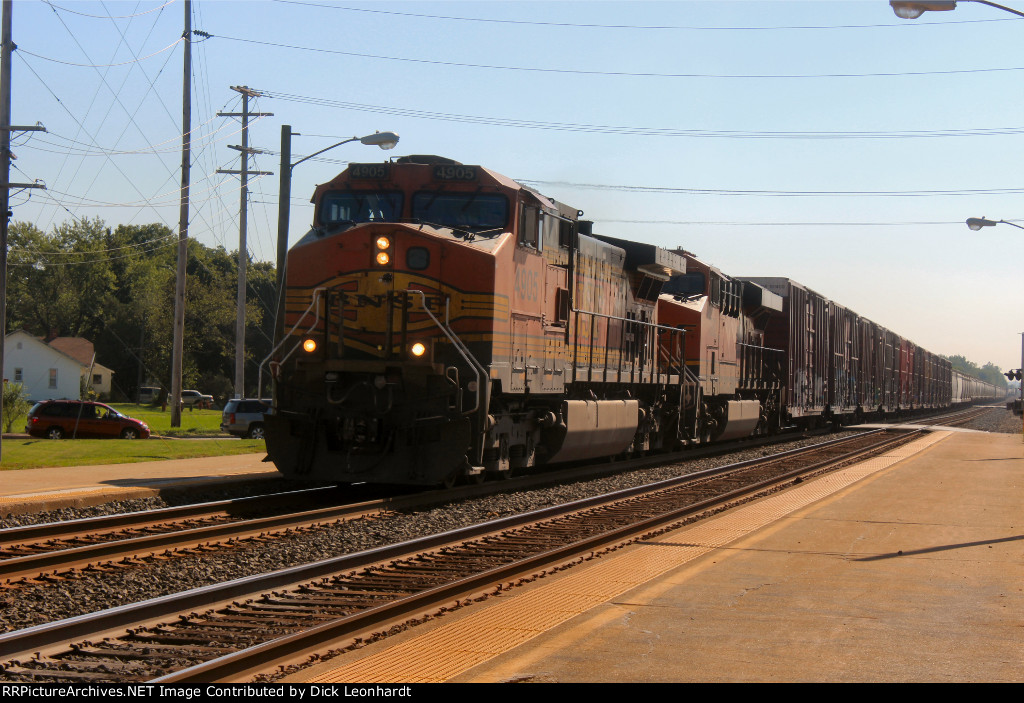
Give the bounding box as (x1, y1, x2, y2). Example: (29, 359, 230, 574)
(305, 431, 953, 684)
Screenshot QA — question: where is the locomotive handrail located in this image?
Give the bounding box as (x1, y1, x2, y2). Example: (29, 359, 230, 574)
(257, 287, 326, 400)
(403, 288, 489, 421)
(571, 307, 686, 336)
(571, 307, 688, 382)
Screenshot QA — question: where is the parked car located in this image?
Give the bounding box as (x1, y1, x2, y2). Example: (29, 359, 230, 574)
(221, 398, 270, 439)
(181, 390, 214, 409)
(138, 386, 160, 404)
(26, 400, 150, 439)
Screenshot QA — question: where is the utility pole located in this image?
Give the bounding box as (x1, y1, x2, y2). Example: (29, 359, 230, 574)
(0, 0, 44, 461)
(170, 0, 191, 428)
(217, 86, 271, 399)
(276, 125, 292, 299)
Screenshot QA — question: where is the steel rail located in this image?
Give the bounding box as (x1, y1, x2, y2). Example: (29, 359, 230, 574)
(0, 429, 907, 670)
(0, 486, 337, 548)
(155, 429, 924, 683)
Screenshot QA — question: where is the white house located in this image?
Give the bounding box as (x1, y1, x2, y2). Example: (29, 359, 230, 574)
(3, 331, 115, 402)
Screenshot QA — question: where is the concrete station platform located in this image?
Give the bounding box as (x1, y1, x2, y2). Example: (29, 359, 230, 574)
(0, 452, 276, 516)
(288, 430, 1023, 683)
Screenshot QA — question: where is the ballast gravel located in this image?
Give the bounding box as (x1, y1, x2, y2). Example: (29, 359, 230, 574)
(0, 407, 1015, 635)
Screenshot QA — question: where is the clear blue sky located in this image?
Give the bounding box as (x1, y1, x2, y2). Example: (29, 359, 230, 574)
(11, 0, 1024, 371)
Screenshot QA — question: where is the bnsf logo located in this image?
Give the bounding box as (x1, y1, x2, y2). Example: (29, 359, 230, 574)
(339, 292, 446, 310)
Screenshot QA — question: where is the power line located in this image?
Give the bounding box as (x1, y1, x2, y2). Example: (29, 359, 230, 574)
(261, 92, 1024, 140)
(41, 0, 175, 21)
(522, 180, 1024, 198)
(273, 0, 1022, 31)
(18, 39, 181, 68)
(216, 33, 1024, 80)
(599, 219, 1023, 227)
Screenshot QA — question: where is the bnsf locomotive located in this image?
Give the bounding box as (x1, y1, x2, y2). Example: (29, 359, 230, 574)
(263, 155, 998, 486)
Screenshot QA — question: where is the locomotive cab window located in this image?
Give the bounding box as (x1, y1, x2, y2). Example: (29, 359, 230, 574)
(412, 192, 508, 231)
(320, 191, 403, 226)
(519, 204, 541, 250)
(711, 275, 723, 308)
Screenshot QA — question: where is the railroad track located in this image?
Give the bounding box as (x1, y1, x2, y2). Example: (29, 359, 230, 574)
(1, 405, 989, 591)
(0, 426, 845, 590)
(0, 428, 924, 683)
(927, 406, 997, 427)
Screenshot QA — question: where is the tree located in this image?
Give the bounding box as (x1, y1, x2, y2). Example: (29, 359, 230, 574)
(980, 362, 1009, 390)
(7, 218, 115, 340)
(5, 218, 277, 406)
(945, 355, 1008, 389)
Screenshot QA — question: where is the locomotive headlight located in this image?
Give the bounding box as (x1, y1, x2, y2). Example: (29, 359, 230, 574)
(374, 235, 392, 266)
(302, 338, 318, 353)
(410, 341, 427, 357)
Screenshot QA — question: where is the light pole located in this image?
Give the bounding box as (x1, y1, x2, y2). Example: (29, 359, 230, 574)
(275, 129, 399, 295)
(269, 129, 399, 397)
(894, 0, 1024, 438)
(966, 218, 1024, 441)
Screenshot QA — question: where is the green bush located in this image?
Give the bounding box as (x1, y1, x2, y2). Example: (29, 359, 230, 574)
(2, 382, 31, 433)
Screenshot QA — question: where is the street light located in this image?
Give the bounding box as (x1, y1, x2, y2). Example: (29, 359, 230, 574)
(965, 217, 1024, 441)
(270, 128, 399, 395)
(890, 1, 1024, 19)
(276, 128, 399, 295)
(290, 132, 399, 171)
(966, 216, 1024, 231)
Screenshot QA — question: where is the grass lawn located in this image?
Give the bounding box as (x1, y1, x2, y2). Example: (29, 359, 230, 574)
(110, 404, 226, 437)
(0, 437, 266, 471)
(1, 404, 265, 471)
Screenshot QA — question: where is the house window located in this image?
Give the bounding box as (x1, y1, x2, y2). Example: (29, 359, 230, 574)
(93, 374, 102, 385)
(13, 368, 21, 383)
(49, 368, 57, 389)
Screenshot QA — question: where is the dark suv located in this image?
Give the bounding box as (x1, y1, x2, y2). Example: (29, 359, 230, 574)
(26, 400, 150, 439)
(221, 398, 270, 439)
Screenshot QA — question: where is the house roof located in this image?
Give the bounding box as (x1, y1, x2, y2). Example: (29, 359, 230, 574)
(5, 331, 113, 375)
(47, 337, 94, 366)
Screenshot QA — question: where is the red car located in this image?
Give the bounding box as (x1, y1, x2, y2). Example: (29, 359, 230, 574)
(26, 400, 150, 439)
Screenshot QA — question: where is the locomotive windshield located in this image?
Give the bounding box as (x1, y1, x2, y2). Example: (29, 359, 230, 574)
(320, 191, 403, 226)
(412, 192, 508, 231)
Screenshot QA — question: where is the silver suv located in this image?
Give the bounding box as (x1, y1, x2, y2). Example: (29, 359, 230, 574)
(181, 389, 214, 408)
(221, 398, 271, 439)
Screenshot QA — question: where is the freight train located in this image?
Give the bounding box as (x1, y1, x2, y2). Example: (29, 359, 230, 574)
(263, 155, 999, 486)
